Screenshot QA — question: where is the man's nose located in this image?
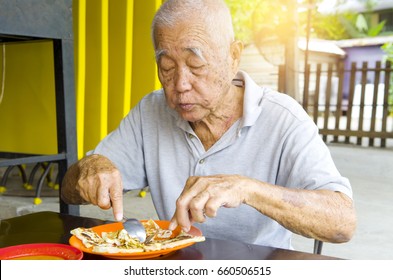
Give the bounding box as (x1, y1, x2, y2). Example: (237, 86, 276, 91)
(175, 68, 192, 92)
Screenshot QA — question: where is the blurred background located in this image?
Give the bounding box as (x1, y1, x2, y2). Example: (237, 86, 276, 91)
(0, 0, 392, 158)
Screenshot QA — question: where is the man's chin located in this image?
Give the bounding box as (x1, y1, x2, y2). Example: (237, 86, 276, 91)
(178, 112, 202, 123)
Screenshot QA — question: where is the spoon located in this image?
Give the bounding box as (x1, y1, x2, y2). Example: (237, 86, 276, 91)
(122, 217, 146, 243)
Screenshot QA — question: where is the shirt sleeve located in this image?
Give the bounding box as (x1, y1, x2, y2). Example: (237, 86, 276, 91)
(89, 103, 148, 191)
(276, 118, 353, 199)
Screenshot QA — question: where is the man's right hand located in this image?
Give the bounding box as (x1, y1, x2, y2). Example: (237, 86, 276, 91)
(61, 154, 124, 221)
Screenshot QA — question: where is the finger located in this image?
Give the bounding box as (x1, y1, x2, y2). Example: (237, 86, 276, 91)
(110, 185, 124, 221)
(173, 199, 192, 232)
(168, 216, 178, 231)
(96, 186, 112, 210)
(188, 191, 210, 223)
(171, 176, 207, 231)
(170, 209, 198, 231)
(204, 197, 226, 218)
(171, 186, 196, 231)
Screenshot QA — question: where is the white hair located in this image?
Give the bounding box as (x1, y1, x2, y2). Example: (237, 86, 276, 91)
(151, 0, 235, 51)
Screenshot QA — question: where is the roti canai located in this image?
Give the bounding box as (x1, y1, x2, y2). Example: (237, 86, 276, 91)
(70, 219, 205, 254)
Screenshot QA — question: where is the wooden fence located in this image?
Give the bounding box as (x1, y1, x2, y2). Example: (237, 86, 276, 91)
(279, 61, 393, 147)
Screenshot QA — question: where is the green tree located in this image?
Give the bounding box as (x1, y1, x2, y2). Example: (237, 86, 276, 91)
(303, 0, 391, 40)
(305, 12, 352, 40)
(225, 0, 299, 46)
(224, 0, 261, 45)
(225, 0, 391, 43)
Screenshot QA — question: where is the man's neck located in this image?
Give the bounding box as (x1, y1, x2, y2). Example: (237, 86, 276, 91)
(191, 86, 244, 151)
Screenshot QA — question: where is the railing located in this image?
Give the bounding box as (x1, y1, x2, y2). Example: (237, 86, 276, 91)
(279, 61, 393, 147)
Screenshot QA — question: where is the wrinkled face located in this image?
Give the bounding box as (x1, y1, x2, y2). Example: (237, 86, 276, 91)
(154, 21, 237, 123)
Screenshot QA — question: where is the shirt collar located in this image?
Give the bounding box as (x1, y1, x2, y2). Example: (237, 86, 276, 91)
(236, 70, 265, 128)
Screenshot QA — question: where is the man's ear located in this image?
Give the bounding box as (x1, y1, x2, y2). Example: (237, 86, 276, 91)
(230, 40, 244, 70)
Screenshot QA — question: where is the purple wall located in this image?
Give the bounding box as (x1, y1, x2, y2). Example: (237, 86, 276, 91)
(341, 45, 386, 98)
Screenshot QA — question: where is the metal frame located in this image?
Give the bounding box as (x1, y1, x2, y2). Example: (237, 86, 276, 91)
(313, 240, 323, 255)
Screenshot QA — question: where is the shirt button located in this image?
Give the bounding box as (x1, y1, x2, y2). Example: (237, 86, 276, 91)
(199, 159, 205, 164)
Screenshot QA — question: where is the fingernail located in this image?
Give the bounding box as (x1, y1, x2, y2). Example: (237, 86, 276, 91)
(182, 226, 190, 232)
(115, 213, 123, 221)
(168, 222, 176, 231)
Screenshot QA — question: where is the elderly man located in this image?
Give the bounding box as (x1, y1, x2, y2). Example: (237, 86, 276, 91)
(62, 0, 356, 249)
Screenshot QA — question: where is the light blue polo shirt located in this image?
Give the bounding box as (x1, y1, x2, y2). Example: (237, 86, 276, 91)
(92, 71, 352, 249)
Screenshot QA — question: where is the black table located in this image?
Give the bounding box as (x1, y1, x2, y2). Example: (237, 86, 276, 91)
(0, 211, 338, 260)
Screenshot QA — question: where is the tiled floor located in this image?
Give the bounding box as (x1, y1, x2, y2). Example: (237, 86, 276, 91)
(1, 144, 392, 260)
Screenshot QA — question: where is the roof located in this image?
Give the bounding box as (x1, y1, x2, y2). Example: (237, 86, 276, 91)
(334, 35, 393, 48)
(298, 38, 346, 57)
(318, 0, 393, 14)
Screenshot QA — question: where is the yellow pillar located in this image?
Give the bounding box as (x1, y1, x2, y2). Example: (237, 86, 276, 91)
(74, 0, 87, 159)
(108, 0, 134, 132)
(82, 0, 109, 153)
(131, 0, 163, 109)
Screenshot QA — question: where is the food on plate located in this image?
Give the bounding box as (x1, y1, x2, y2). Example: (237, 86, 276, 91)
(70, 219, 205, 254)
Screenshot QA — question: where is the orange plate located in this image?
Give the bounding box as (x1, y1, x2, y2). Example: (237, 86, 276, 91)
(0, 243, 83, 260)
(69, 220, 202, 259)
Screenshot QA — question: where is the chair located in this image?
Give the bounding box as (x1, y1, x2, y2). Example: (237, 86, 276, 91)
(0, 0, 78, 215)
(313, 239, 323, 255)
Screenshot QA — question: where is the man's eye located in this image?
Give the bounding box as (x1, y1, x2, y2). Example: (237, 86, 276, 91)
(159, 57, 175, 74)
(190, 65, 206, 74)
(160, 67, 175, 74)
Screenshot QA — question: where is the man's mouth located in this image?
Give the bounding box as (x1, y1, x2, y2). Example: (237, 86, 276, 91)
(179, 103, 194, 111)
